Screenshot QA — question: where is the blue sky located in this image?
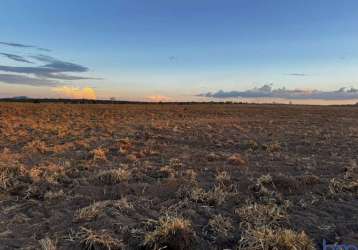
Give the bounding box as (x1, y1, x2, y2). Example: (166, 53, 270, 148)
(0, 0, 358, 102)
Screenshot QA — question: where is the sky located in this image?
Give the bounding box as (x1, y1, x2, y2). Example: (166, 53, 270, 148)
(0, 0, 358, 103)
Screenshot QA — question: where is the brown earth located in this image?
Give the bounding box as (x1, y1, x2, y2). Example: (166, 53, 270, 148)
(0, 103, 357, 249)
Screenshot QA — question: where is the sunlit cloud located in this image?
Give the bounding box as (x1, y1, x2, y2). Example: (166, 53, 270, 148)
(52, 86, 96, 99)
(147, 95, 171, 102)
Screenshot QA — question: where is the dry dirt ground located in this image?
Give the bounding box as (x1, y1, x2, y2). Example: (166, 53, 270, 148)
(0, 103, 357, 250)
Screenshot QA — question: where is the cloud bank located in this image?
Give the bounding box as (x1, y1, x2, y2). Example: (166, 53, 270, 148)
(199, 84, 358, 100)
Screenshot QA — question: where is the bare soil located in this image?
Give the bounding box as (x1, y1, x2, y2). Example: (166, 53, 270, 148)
(0, 103, 357, 249)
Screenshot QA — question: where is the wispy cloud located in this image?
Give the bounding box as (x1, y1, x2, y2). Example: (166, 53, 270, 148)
(0, 42, 34, 48)
(30, 54, 88, 72)
(0, 53, 33, 64)
(286, 73, 307, 76)
(38, 73, 100, 81)
(199, 84, 358, 100)
(0, 74, 57, 86)
(0, 41, 50, 52)
(0, 48, 100, 86)
(168, 56, 177, 62)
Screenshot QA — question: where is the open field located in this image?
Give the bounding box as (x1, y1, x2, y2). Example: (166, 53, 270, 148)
(0, 103, 357, 249)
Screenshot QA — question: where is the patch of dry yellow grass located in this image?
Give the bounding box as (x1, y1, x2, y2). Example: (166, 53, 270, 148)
(236, 203, 288, 229)
(208, 214, 234, 239)
(144, 215, 195, 250)
(39, 237, 57, 250)
(237, 227, 315, 250)
(0, 164, 27, 190)
(74, 201, 110, 222)
(95, 168, 130, 185)
(79, 227, 124, 250)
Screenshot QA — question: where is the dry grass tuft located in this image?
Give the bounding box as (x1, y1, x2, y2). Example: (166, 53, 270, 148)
(24, 140, 49, 154)
(227, 153, 246, 166)
(257, 174, 273, 186)
(159, 165, 176, 178)
(113, 197, 134, 210)
(207, 152, 221, 161)
(44, 189, 65, 200)
(237, 227, 315, 250)
(207, 214, 234, 240)
(329, 178, 358, 194)
(144, 215, 195, 250)
(91, 148, 108, 161)
(39, 237, 57, 250)
(246, 140, 259, 151)
(95, 168, 130, 185)
(263, 142, 281, 153)
(190, 185, 228, 205)
(236, 203, 288, 229)
(183, 169, 197, 182)
(169, 158, 183, 169)
(79, 227, 124, 250)
(74, 201, 109, 222)
(0, 164, 27, 191)
(250, 181, 277, 204)
(216, 170, 231, 186)
(28, 163, 67, 184)
(296, 175, 320, 186)
(118, 138, 132, 153)
(271, 174, 299, 192)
